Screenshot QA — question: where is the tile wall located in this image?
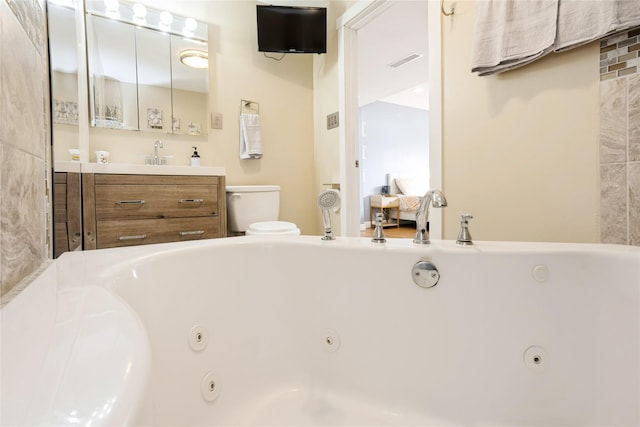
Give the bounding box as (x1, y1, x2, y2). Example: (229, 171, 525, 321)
(599, 28, 640, 246)
(0, 0, 51, 300)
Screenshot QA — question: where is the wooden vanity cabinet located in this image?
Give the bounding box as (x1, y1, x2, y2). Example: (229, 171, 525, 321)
(82, 174, 226, 249)
(53, 172, 83, 257)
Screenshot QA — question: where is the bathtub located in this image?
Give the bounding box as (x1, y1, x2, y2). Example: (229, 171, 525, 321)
(1, 236, 639, 426)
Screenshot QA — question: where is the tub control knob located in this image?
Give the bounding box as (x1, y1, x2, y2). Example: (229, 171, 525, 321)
(411, 260, 440, 288)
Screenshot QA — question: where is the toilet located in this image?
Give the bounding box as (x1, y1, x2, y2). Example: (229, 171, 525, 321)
(225, 185, 300, 236)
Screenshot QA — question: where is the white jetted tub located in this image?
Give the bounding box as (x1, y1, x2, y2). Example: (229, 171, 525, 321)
(2, 236, 639, 426)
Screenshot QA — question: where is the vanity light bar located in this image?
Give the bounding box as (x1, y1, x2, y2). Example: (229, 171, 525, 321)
(49, 0, 75, 6)
(85, 0, 207, 42)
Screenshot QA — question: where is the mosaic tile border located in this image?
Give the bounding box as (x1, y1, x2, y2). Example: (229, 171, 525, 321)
(600, 27, 640, 80)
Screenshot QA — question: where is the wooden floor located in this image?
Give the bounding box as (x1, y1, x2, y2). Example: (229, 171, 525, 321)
(360, 222, 416, 238)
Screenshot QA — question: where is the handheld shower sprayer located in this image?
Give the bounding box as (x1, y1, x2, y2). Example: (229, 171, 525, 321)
(317, 189, 340, 240)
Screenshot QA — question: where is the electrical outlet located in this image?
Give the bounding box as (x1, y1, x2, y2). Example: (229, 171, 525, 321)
(327, 112, 339, 130)
(211, 113, 223, 130)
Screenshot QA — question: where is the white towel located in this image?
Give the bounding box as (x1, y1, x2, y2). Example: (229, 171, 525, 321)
(555, 0, 640, 51)
(472, 0, 640, 76)
(471, 0, 559, 76)
(239, 113, 263, 159)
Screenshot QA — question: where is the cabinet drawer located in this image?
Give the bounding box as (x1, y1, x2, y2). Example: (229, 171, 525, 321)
(96, 217, 219, 248)
(95, 184, 218, 220)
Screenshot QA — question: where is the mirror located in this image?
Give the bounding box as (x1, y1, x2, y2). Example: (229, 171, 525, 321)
(48, 0, 209, 149)
(85, 1, 209, 135)
(48, 2, 80, 158)
(170, 36, 208, 136)
(136, 26, 172, 133)
(87, 14, 139, 130)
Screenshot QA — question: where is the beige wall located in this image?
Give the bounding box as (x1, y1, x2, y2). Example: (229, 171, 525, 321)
(318, 0, 600, 242)
(58, 0, 318, 235)
(313, 1, 355, 236)
(441, 0, 600, 242)
(204, 1, 316, 234)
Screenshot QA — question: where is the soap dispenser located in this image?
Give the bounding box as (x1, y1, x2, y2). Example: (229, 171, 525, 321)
(190, 146, 200, 167)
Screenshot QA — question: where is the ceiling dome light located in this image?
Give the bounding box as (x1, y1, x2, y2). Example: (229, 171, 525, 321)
(179, 49, 208, 69)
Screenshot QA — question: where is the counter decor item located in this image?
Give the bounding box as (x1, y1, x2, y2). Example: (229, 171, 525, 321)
(95, 150, 110, 164)
(191, 147, 201, 167)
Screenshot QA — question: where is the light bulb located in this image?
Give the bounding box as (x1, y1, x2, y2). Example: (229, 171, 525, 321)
(159, 10, 173, 31)
(185, 18, 197, 31)
(104, 0, 118, 12)
(133, 3, 146, 18)
(160, 11, 173, 24)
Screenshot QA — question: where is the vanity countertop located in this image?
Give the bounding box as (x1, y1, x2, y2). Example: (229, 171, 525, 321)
(54, 161, 82, 173)
(54, 161, 225, 176)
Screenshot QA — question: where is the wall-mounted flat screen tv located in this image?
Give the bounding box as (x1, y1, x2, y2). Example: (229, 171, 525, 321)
(256, 5, 327, 54)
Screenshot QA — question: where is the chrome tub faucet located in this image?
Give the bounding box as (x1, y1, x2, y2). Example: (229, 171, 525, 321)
(456, 214, 474, 246)
(371, 212, 386, 243)
(413, 189, 447, 245)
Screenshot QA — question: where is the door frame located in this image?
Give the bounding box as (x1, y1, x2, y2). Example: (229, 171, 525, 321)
(337, 0, 443, 238)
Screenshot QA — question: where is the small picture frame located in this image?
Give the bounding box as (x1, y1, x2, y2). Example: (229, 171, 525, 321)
(188, 122, 201, 136)
(53, 100, 79, 125)
(147, 108, 163, 130)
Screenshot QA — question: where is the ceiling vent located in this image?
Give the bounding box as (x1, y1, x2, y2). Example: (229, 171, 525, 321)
(387, 53, 423, 68)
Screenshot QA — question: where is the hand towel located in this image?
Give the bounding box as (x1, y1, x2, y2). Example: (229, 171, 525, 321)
(555, 0, 640, 51)
(239, 113, 263, 160)
(471, 0, 559, 76)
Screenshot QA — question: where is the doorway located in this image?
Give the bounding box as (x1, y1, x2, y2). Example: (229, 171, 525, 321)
(357, 1, 430, 231)
(337, 0, 443, 238)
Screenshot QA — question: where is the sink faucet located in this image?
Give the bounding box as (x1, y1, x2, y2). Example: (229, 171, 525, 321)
(153, 140, 163, 165)
(413, 189, 447, 245)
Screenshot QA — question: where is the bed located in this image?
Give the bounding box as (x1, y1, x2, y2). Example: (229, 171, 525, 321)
(369, 176, 427, 225)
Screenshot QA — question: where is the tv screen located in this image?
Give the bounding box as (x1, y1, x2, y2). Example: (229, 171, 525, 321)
(256, 5, 327, 54)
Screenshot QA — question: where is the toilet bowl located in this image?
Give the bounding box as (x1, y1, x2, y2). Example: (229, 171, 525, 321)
(246, 221, 300, 236)
(226, 185, 300, 236)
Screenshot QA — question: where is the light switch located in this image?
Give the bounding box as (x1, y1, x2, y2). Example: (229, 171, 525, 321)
(211, 113, 223, 129)
(327, 112, 339, 130)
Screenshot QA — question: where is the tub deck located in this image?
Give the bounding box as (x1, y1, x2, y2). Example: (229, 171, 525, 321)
(2, 236, 639, 426)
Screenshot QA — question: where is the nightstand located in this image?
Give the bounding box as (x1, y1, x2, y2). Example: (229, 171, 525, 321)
(369, 195, 400, 228)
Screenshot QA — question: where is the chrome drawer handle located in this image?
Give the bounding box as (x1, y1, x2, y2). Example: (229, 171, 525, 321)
(116, 200, 145, 205)
(179, 199, 204, 204)
(118, 234, 147, 241)
(180, 230, 205, 236)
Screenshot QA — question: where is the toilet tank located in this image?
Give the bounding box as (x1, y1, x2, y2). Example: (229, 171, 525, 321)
(226, 185, 280, 233)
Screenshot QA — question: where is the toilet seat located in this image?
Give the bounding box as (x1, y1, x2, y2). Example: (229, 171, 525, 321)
(246, 221, 300, 236)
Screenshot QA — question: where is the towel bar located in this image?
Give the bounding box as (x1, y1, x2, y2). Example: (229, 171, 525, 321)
(441, 0, 454, 16)
(240, 99, 259, 115)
